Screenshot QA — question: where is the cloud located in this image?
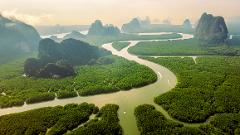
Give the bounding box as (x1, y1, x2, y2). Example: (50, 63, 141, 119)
(1, 9, 53, 26)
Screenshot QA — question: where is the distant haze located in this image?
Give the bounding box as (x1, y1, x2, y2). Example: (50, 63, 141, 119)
(0, 0, 239, 26)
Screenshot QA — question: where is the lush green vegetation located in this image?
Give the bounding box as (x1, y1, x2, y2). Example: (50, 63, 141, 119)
(0, 55, 156, 108)
(0, 103, 98, 135)
(129, 39, 240, 56)
(134, 104, 205, 135)
(122, 33, 182, 41)
(201, 113, 240, 135)
(0, 76, 74, 108)
(84, 33, 182, 46)
(57, 91, 78, 99)
(0, 54, 36, 82)
(135, 104, 240, 135)
(143, 56, 240, 124)
(129, 39, 208, 56)
(74, 56, 157, 96)
(69, 104, 122, 135)
(0, 52, 29, 65)
(26, 92, 55, 104)
(0, 102, 120, 135)
(112, 42, 130, 51)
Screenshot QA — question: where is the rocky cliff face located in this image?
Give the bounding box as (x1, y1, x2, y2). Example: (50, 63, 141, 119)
(88, 20, 120, 36)
(38, 38, 110, 65)
(121, 18, 141, 33)
(25, 38, 110, 78)
(195, 13, 228, 44)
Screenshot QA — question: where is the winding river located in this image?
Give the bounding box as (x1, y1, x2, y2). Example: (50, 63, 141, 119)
(0, 33, 199, 135)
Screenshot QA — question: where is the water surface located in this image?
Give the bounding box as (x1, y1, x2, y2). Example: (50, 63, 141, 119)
(0, 32, 197, 135)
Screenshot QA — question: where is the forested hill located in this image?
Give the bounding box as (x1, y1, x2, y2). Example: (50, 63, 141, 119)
(0, 15, 41, 64)
(121, 17, 193, 33)
(24, 38, 111, 78)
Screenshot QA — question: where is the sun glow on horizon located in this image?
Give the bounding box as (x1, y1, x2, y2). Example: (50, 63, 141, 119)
(0, 0, 239, 26)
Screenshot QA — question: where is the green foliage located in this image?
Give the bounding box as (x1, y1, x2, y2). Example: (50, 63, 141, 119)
(25, 38, 110, 78)
(144, 56, 240, 123)
(0, 97, 24, 108)
(95, 56, 115, 65)
(0, 55, 156, 108)
(69, 104, 122, 135)
(208, 45, 240, 56)
(135, 104, 240, 134)
(129, 39, 240, 56)
(208, 113, 240, 135)
(48, 103, 96, 135)
(84, 33, 182, 46)
(112, 42, 130, 51)
(134, 104, 204, 135)
(74, 56, 157, 96)
(129, 39, 209, 56)
(26, 92, 55, 104)
(57, 91, 78, 99)
(199, 124, 225, 135)
(0, 54, 35, 82)
(0, 76, 74, 108)
(122, 33, 182, 41)
(0, 103, 96, 135)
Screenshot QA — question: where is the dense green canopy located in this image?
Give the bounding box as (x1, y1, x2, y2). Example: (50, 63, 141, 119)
(24, 38, 110, 78)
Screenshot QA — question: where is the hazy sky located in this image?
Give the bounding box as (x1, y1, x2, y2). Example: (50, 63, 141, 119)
(0, 0, 239, 26)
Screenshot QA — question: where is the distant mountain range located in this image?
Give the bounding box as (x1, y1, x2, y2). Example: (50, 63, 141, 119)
(0, 15, 41, 63)
(88, 20, 121, 36)
(1, 13, 237, 66)
(121, 18, 193, 33)
(121, 18, 142, 33)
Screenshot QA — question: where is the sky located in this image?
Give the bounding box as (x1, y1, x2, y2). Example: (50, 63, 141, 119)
(0, 0, 239, 26)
